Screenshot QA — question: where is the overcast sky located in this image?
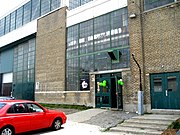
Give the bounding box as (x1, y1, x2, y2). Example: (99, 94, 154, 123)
(0, 0, 27, 17)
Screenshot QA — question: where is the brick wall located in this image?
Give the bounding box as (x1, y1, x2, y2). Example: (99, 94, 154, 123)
(35, 7, 67, 101)
(128, 0, 180, 112)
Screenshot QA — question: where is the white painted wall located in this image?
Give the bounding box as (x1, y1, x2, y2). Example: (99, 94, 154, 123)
(3, 73, 13, 83)
(67, 0, 127, 27)
(0, 20, 37, 48)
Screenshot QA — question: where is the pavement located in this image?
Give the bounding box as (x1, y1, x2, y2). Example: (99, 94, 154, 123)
(67, 108, 180, 135)
(27, 108, 180, 135)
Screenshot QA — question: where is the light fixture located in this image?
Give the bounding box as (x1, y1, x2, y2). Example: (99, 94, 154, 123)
(129, 13, 137, 18)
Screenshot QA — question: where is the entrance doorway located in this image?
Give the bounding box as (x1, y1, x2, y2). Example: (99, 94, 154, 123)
(95, 73, 123, 109)
(1, 73, 13, 97)
(150, 72, 180, 109)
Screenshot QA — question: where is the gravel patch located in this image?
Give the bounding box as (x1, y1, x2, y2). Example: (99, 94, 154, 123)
(82, 110, 137, 129)
(52, 108, 137, 130)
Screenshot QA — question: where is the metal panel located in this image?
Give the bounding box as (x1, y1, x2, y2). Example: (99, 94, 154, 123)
(0, 49, 13, 73)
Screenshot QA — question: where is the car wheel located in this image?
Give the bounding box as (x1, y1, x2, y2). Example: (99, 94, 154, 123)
(0, 127, 14, 135)
(52, 118, 62, 130)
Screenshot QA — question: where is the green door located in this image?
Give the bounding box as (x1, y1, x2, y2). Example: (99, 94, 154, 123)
(96, 77, 111, 108)
(151, 72, 180, 109)
(13, 82, 35, 100)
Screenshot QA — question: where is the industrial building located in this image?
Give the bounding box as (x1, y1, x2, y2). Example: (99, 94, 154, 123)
(0, 0, 179, 113)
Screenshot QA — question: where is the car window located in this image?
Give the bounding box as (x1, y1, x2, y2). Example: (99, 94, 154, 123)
(0, 102, 6, 109)
(7, 103, 28, 113)
(27, 103, 44, 113)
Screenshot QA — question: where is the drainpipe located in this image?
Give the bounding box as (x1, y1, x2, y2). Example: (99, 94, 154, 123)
(132, 54, 144, 115)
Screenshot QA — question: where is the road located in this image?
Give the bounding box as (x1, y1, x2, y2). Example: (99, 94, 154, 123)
(22, 120, 118, 135)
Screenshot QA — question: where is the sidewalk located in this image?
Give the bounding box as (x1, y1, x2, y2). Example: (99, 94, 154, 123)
(67, 108, 180, 135)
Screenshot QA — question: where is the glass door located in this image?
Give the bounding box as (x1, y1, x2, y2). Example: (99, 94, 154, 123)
(96, 77, 111, 108)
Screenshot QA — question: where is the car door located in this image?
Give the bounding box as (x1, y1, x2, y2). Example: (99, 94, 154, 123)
(6, 103, 32, 133)
(27, 103, 51, 130)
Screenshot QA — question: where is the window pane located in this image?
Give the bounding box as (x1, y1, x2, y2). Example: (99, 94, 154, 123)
(102, 96, 109, 104)
(153, 77, 162, 92)
(0, 103, 6, 109)
(66, 58, 79, 91)
(79, 20, 93, 54)
(0, 18, 5, 36)
(168, 76, 176, 91)
(41, 0, 51, 16)
(51, 0, 61, 11)
(31, 0, 40, 20)
(5, 15, 10, 34)
(69, 0, 81, 10)
(69, 0, 93, 10)
(10, 11, 16, 31)
(81, 0, 92, 5)
(23, 1, 31, 24)
(94, 14, 110, 51)
(67, 25, 79, 58)
(111, 8, 129, 48)
(94, 52, 111, 71)
(16, 7, 23, 29)
(144, 0, 174, 10)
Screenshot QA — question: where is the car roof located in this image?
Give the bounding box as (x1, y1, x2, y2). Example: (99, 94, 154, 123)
(0, 100, 34, 104)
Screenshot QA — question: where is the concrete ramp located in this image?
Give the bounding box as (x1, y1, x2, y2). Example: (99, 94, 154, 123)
(67, 109, 107, 123)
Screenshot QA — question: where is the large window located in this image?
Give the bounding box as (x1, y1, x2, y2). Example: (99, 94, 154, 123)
(0, 0, 61, 37)
(13, 38, 35, 100)
(144, 0, 174, 10)
(66, 8, 129, 91)
(69, 0, 93, 10)
(13, 38, 35, 83)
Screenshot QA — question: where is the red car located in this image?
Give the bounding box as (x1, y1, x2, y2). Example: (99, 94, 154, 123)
(0, 100, 67, 135)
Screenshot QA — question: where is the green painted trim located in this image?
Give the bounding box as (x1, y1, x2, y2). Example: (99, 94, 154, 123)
(66, 45, 129, 59)
(78, 24, 80, 91)
(93, 18, 95, 71)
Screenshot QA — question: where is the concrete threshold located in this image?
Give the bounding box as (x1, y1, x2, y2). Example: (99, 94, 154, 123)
(152, 109, 180, 115)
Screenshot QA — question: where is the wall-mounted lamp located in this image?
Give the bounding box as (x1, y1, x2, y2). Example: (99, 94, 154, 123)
(129, 13, 137, 19)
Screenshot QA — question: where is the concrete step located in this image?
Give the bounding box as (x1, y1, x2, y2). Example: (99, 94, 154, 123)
(110, 126, 163, 135)
(125, 118, 173, 126)
(132, 114, 180, 121)
(120, 122, 167, 131)
(107, 131, 142, 135)
(107, 114, 180, 135)
(152, 109, 180, 115)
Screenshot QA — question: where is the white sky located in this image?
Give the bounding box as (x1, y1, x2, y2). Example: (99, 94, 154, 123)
(0, 0, 27, 17)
